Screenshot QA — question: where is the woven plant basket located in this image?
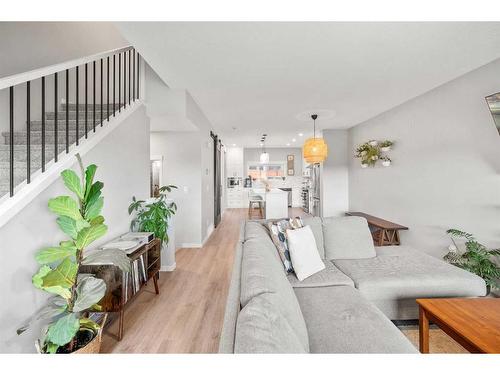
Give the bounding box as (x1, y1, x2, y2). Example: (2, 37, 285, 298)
(73, 314, 107, 354)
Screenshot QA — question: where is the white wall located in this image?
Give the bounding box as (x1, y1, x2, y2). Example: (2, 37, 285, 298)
(348, 57, 500, 257)
(150, 131, 203, 247)
(0, 105, 150, 353)
(322, 130, 349, 217)
(0, 22, 127, 79)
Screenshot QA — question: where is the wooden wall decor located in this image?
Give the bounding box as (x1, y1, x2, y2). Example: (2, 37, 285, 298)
(287, 154, 295, 176)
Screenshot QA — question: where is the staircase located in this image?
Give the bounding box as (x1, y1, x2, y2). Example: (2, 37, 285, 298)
(0, 104, 109, 198)
(0, 45, 140, 203)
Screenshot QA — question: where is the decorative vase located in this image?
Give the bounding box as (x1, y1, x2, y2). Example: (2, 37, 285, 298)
(361, 163, 368, 169)
(382, 160, 391, 167)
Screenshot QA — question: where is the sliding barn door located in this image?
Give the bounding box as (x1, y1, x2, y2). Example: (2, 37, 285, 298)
(212, 132, 222, 227)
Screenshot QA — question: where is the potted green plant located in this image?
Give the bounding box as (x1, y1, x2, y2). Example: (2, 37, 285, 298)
(128, 185, 177, 246)
(381, 156, 392, 167)
(17, 154, 130, 354)
(380, 140, 394, 152)
(444, 229, 500, 295)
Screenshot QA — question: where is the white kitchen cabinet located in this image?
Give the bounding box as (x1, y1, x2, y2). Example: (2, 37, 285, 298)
(226, 147, 244, 177)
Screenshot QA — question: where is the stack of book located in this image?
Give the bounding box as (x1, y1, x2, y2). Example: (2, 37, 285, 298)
(123, 253, 148, 303)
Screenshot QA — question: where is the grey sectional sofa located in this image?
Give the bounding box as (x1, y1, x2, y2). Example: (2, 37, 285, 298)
(219, 216, 486, 353)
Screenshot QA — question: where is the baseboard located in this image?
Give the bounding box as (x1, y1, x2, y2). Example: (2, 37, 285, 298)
(160, 263, 176, 272)
(179, 243, 202, 248)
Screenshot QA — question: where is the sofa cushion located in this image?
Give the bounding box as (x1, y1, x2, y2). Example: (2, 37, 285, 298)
(234, 293, 309, 353)
(333, 246, 487, 319)
(267, 218, 304, 273)
(322, 216, 376, 260)
(286, 225, 325, 281)
(294, 286, 417, 353)
(301, 216, 325, 258)
(240, 236, 310, 350)
(287, 260, 354, 288)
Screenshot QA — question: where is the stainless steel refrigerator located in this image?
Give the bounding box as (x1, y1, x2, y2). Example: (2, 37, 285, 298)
(308, 163, 322, 217)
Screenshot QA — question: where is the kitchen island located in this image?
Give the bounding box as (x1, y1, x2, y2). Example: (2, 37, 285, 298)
(251, 188, 288, 219)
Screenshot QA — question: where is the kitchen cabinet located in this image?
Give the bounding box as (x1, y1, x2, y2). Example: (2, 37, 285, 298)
(226, 147, 244, 177)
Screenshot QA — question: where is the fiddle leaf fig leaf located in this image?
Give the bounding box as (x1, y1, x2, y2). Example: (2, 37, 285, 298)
(79, 318, 100, 332)
(46, 313, 80, 346)
(35, 246, 76, 265)
(32, 266, 51, 289)
(73, 276, 106, 312)
(85, 197, 104, 221)
(17, 298, 67, 335)
(82, 248, 131, 273)
(56, 216, 89, 239)
(84, 164, 97, 200)
(75, 224, 107, 249)
(86, 181, 103, 208)
(61, 169, 84, 201)
(42, 257, 77, 289)
(33, 266, 72, 299)
(48, 196, 82, 221)
(90, 215, 105, 226)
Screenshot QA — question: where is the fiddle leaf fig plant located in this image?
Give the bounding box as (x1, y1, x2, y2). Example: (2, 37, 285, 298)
(444, 229, 500, 291)
(128, 185, 177, 246)
(18, 154, 131, 354)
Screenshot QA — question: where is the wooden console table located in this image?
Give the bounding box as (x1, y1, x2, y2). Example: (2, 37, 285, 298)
(416, 298, 500, 353)
(345, 211, 408, 246)
(81, 238, 161, 340)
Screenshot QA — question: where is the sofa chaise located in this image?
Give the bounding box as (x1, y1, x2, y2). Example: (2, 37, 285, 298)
(219, 216, 486, 353)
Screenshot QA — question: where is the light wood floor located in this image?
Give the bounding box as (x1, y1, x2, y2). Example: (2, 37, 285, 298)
(101, 207, 308, 353)
(101, 207, 464, 354)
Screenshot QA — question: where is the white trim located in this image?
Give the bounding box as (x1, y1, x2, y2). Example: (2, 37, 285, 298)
(0, 102, 143, 228)
(160, 263, 176, 272)
(0, 45, 133, 90)
(179, 243, 202, 248)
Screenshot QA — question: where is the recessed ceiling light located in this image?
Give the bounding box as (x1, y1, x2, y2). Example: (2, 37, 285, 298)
(292, 138, 296, 142)
(298, 133, 303, 137)
(232, 143, 236, 146)
(286, 143, 291, 146)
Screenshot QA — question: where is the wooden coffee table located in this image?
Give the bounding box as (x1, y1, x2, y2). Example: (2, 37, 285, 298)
(416, 298, 500, 353)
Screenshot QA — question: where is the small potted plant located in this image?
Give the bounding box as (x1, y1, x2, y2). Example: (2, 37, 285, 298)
(380, 140, 393, 152)
(17, 154, 130, 353)
(381, 156, 392, 167)
(443, 229, 500, 295)
(129, 185, 178, 261)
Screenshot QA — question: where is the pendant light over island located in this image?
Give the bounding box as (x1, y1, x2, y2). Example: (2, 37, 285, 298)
(303, 114, 328, 163)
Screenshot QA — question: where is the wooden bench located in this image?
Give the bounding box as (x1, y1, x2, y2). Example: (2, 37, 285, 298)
(345, 211, 408, 246)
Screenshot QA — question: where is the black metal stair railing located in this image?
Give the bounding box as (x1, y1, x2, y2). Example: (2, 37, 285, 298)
(1, 46, 140, 199)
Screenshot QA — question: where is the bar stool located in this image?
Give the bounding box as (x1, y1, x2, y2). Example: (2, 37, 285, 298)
(248, 194, 265, 219)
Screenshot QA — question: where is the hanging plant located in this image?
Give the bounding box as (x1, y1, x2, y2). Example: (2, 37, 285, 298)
(355, 140, 394, 167)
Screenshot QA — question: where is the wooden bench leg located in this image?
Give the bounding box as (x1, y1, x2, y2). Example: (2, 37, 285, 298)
(153, 272, 160, 294)
(118, 309, 124, 341)
(419, 306, 430, 353)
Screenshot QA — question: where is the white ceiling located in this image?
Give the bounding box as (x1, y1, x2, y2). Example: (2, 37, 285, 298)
(117, 22, 500, 147)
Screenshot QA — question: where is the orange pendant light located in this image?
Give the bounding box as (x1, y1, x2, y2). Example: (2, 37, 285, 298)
(303, 114, 328, 163)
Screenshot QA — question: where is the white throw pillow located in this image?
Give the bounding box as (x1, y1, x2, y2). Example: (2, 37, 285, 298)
(286, 225, 325, 281)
